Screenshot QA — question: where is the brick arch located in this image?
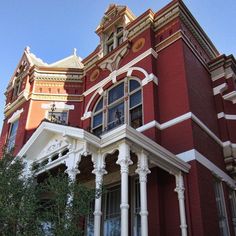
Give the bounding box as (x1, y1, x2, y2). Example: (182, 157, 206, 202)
(82, 66, 148, 119)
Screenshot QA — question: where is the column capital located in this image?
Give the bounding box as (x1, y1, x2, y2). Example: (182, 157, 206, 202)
(136, 150, 150, 182)
(117, 142, 133, 173)
(65, 167, 80, 181)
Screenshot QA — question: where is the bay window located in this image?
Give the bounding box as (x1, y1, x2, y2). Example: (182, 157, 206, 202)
(92, 78, 143, 136)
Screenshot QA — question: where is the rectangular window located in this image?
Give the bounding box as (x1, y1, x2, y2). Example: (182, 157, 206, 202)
(48, 111, 68, 124)
(107, 42, 114, 53)
(229, 190, 236, 235)
(7, 120, 19, 151)
(108, 83, 124, 104)
(214, 180, 230, 236)
(108, 102, 124, 130)
(103, 185, 121, 236)
(130, 105, 142, 129)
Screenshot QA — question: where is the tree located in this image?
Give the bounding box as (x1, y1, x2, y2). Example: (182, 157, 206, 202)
(0, 150, 98, 236)
(0, 151, 40, 236)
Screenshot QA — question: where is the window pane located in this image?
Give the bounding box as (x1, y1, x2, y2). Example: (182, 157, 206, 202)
(95, 98, 103, 112)
(108, 83, 124, 104)
(93, 126, 103, 136)
(7, 120, 19, 151)
(108, 43, 114, 53)
(117, 35, 123, 46)
(108, 102, 124, 130)
(93, 112, 103, 128)
(130, 105, 142, 129)
(48, 112, 68, 124)
(104, 185, 121, 236)
(129, 80, 140, 92)
(130, 90, 141, 108)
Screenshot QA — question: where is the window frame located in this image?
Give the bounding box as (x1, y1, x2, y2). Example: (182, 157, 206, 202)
(7, 119, 19, 152)
(47, 110, 69, 124)
(91, 77, 143, 135)
(214, 179, 230, 236)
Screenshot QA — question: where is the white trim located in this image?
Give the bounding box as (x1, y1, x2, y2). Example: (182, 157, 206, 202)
(83, 48, 157, 97)
(217, 112, 236, 120)
(41, 102, 74, 111)
(137, 112, 230, 147)
(8, 108, 24, 123)
(211, 72, 225, 82)
(213, 83, 227, 95)
(191, 113, 222, 145)
(223, 91, 236, 104)
(136, 112, 191, 132)
(177, 149, 236, 189)
(162, 113, 191, 129)
(81, 111, 92, 121)
(17, 122, 190, 174)
(141, 73, 158, 86)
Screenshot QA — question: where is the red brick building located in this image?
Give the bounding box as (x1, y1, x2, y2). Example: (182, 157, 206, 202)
(1, 1, 236, 235)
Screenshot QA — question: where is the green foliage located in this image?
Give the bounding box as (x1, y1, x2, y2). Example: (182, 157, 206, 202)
(0, 152, 99, 236)
(38, 173, 95, 236)
(0, 152, 41, 236)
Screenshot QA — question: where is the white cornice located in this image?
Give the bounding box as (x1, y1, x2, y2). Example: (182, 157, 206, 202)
(177, 149, 236, 189)
(17, 122, 190, 175)
(8, 108, 24, 123)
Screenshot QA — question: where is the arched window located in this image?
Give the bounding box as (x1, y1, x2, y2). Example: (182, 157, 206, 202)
(92, 78, 143, 136)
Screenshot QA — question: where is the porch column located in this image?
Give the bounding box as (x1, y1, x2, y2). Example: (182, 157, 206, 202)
(65, 151, 81, 206)
(116, 142, 133, 236)
(135, 150, 150, 236)
(175, 172, 188, 236)
(92, 153, 107, 236)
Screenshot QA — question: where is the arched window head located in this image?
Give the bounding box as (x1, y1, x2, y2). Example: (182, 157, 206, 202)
(92, 78, 143, 136)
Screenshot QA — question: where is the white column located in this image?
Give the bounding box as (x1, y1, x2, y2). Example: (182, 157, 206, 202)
(135, 150, 150, 236)
(65, 150, 81, 206)
(92, 153, 107, 236)
(116, 142, 133, 236)
(175, 172, 188, 236)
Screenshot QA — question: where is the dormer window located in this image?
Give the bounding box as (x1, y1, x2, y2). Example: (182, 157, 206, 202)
(117, 27, 123, 46)
(105, 27, 124, 54)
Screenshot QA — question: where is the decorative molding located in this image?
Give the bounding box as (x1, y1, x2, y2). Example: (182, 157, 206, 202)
(81, 111, 92, 121)
(31, 93, 83, 102)
(83, 48, 158, 97)
(177, 149, 236, 189)
(18, 122, 190, 176)
(7, 108, 24, 123)
(90, 69, 100, 82)
(217, 112, 236, 120)
(132, 38, 146, 53)
(41, 102, 74, 111)
(223, 91, 236, 104)
(213, 83, 227, 95)
(141, 73, 158, 86)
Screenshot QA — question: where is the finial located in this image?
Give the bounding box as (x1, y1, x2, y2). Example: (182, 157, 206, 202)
(25, 46, 30, 53)
(73, 48, 77, 56)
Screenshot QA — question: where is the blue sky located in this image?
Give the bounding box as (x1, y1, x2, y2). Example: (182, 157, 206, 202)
(0, 0, 235, 132)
